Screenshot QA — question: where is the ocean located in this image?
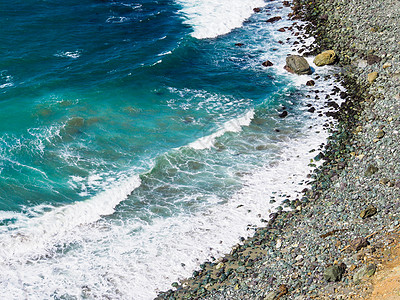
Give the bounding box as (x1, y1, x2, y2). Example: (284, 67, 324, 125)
(0, 0, 340, 298)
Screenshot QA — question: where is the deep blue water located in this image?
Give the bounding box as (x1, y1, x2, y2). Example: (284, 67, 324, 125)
(0, 0, 329, 298)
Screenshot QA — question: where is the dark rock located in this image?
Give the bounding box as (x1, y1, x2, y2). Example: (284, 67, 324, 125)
(279, 111, 288, 118)
(262, 60, 274, 67)
(235, 43, 244, 47)
(324, 263, 346, 282)
(308, 107, 316, 113)
(366, 54, 382, 65)
(319, 14, 328, 21)
(266, 16, 282, 23)
(253, 7, 262, 13)
(306, 80, 315, 86)
(360, 205, 377, 219)
(283, 1, 290, 7)
(350, 237, 369, 251)
(278, 28, 286, 32)
(284, 55, 312, 75)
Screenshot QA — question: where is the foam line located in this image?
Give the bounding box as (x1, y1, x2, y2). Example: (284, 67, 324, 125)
(0, 174, 141, 262)
(176, 0, 264, 39)
(188, 109, 254, 149)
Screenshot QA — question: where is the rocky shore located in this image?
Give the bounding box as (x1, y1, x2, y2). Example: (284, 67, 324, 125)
(157, 0, 400, 299)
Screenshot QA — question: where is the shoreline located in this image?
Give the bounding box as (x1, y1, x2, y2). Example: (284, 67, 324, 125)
(157, 0, 400, 299)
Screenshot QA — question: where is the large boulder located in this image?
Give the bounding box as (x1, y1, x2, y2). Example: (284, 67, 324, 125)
(284, 55, 312, 75)
(314, 50, 336, 66)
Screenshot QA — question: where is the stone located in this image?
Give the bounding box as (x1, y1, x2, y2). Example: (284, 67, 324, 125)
(383, 62, 392, 69)
(365, 164, 378, 176)
(324, 264, 346, 282)
(279, 111, 288, 118)
(367, 54, 381, 65)
(379, 178, 390, 185)
(360, 205, 377, 219)
(262, 60, 274, 67)
(377, 130, 385, 139)
(253, 7, 262, 13)
(283, 1, 290, 7)
(313, 50, 336, 66)
(264, 291, 279, 300)
(235, 43, 244, 47)
(284, 55, 312, 75)
(278, 28, 285, 32)
(266, 16, 282, 23)
(350, 237, 369, 251)
(368, 72, 378, 83)
(306, 80, 315, 86)
(237, 266, 246, 273)
(353, 264, 377, 283)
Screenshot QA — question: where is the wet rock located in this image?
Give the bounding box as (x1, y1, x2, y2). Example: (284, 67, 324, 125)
(360, 205, 377, 219)
(253, 7, 262, 13)
(314, 50, 336, 66)
(235, 43, 244, 47)
(366, 54, 382, 65)
(324, 263, 346, 282)
(353, 264, 377, 283)
(284, 55, 312, 75)
(262, 60, 274, 67)
(283, 1, 290, 7)
(266, 16, 282, 23)
(279, 111, 288, 118)
(350, 237, 369, 251)
(365, 164, 378, 176)
(306, 80, 315, 86)
(278, 28, 286, 32)
(308, 107, 316, 113)
(368, 72, 378, 83)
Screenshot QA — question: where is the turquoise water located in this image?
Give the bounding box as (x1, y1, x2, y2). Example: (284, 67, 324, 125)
(0, 0, 334, 298)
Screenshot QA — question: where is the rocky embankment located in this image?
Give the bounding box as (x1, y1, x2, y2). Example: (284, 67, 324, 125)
(157, 0, 400, 299)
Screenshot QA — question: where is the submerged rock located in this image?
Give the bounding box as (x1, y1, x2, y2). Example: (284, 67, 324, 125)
(284, 55, 312, 75)
(314, 50, 336, 66)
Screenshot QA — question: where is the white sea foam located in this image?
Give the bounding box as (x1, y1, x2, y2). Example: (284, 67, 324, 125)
(0, 174, 141, 262)
(176, 0, 264, 39)
(188, 109, 254, 149)
(0, 71, 14, 88)
(54, 50, 82, 59)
